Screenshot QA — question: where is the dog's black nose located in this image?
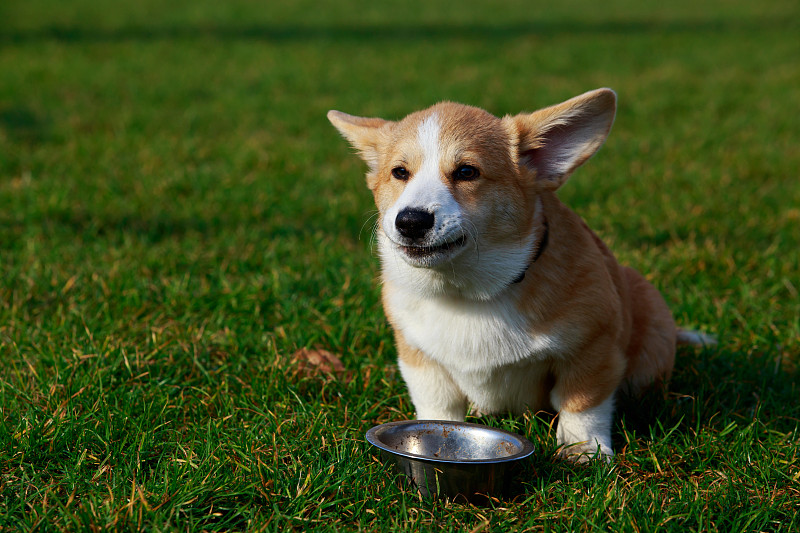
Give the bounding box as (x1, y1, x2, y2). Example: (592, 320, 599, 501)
(395, 208, 434, 240)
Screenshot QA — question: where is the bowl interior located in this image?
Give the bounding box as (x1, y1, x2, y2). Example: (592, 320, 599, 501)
(367, 420, 534, 463)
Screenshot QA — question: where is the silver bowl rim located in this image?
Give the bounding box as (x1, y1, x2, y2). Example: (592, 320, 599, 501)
(366, 420, 535, 465)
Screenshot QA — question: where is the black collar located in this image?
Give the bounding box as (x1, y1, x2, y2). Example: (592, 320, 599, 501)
(511, 221, 549, 285)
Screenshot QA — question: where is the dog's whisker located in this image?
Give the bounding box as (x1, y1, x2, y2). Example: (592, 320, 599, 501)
(464, 219, 481, 260)
(368, 220, 381, 254)
(359, 210, 380, 242)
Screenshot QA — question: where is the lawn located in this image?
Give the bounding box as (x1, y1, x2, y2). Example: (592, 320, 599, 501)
(1, 0, 799, 530)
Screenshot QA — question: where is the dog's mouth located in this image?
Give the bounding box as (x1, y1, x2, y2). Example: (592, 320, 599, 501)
(400, 234, 467, 260)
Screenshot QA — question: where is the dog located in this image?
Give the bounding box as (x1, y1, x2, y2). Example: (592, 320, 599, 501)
(328, 88, 712, 460)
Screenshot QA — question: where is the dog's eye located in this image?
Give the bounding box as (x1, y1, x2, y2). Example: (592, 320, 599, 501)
(453, 165, 479, 181)
(391, 167, 409, 181)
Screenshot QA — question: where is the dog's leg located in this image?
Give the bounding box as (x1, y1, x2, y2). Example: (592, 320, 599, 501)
(395, 334, 466, 420)
(554, 394, 615, 462)
(620, 266, 677, 396)
(551, 346, 625, 462)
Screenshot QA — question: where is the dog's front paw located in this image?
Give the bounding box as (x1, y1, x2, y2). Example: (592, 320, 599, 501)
(555, 396, 615, 463)
(557, 440, 614, 464)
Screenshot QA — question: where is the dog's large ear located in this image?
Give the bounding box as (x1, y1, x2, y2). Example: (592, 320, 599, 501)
(506, 88, 616, 190)
(327, 110, 390, 173)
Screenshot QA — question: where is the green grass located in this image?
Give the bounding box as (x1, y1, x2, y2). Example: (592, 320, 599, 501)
(1, 0, 799, 530)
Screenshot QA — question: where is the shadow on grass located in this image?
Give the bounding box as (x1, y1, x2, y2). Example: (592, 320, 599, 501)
(1, 17, 796, 44)
(0, 105, 50, 144)
(0, 210, 213, 249)
(618, 343, 800, 441)
(0, 205, 313, 249)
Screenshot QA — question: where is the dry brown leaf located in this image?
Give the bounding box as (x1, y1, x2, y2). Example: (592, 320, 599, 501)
(289, 347, 350, 381)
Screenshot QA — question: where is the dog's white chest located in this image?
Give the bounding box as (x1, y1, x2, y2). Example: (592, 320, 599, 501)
(387, 287, 556, 373)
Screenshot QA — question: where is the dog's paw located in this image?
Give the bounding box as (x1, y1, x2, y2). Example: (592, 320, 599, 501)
(555, 395, 615, 463)
(557, 441, 614, 464)
(467, 404, 489, 418)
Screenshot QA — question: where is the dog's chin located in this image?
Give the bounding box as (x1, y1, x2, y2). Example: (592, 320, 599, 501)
(397, 235, 468, 268)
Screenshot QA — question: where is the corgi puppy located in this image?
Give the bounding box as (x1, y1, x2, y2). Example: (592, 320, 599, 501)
(328, 89, 710, 460)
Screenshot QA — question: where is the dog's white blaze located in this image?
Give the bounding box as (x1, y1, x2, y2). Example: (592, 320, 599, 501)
(416, 113, 441, 179)
(381, 113, 463, 246)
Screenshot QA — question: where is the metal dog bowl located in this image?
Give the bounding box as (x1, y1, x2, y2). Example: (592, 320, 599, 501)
(366, 420, 535, 499)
